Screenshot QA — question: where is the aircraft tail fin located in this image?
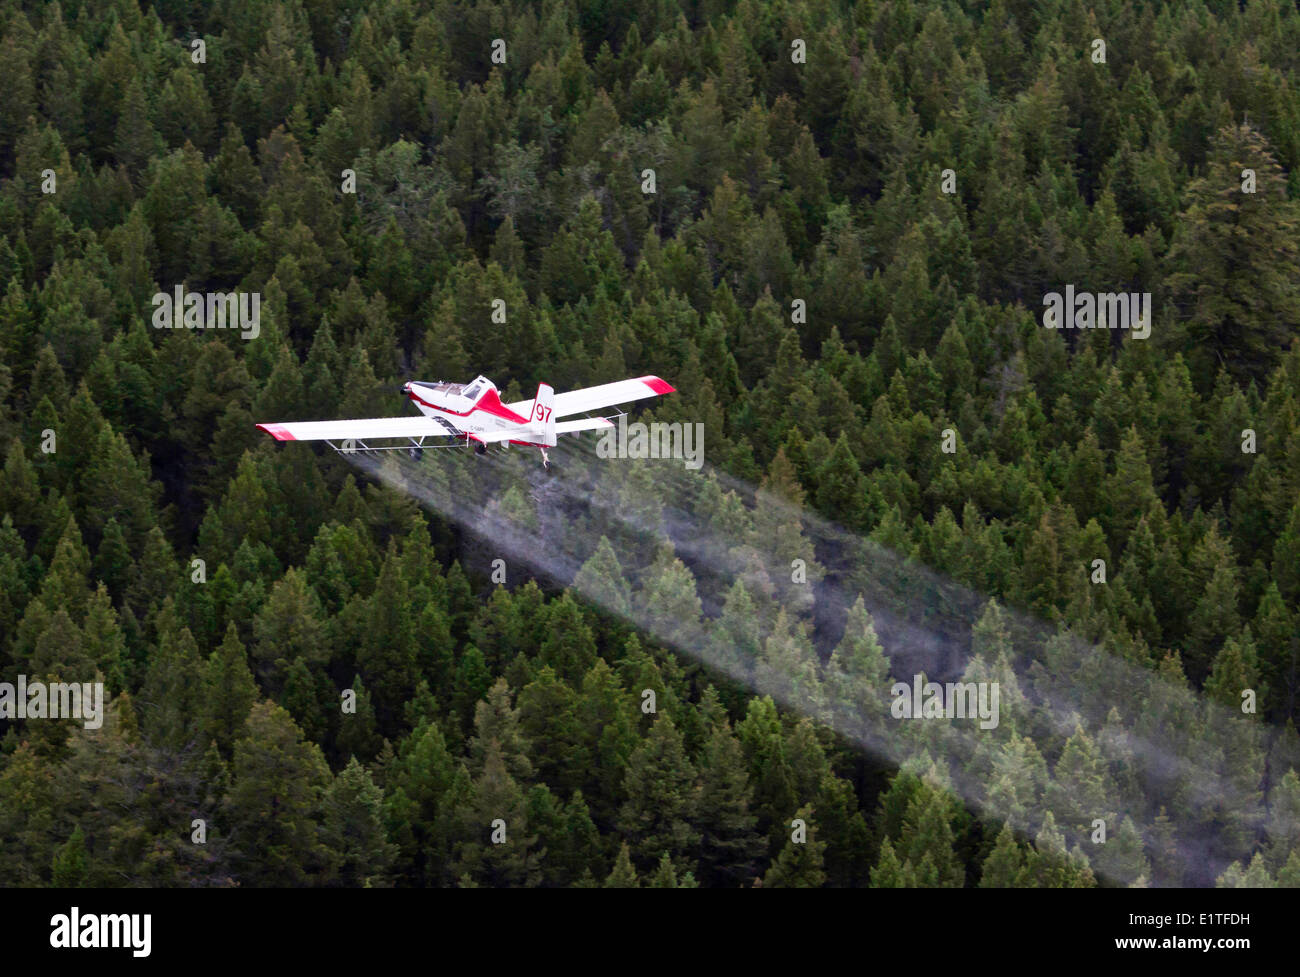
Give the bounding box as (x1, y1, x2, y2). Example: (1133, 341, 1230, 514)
(534, 383, 557, 446)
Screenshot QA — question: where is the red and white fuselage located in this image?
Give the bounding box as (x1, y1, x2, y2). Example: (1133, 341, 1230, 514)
(403, 376, 555, 448)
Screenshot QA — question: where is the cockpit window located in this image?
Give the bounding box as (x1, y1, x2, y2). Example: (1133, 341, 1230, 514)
(463, 381, 482, 399)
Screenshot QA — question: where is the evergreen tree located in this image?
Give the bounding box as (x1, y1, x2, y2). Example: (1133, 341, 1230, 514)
(980, 824, 1024, 888)
(604, 842, 640, 888)
(200, 622, 259, 755)
(321, 757, 398, 887)
(617, 714, 699, 869)
(695, 719, 763, 886)
(224, 702, 333, 886)
(1165, 124, 1300, 388)
(763, 804, 827, 888)
(51, 824, 89, 888)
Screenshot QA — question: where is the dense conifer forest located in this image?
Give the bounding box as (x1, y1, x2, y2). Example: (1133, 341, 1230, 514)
(2, 0, 1300, 889)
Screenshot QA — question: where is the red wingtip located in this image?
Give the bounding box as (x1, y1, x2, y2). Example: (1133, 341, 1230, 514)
(256, 423, 296, 441)
(640, 375, 676, 395)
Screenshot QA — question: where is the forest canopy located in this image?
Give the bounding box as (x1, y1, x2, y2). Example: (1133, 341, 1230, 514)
(1, 0, 1300, 888)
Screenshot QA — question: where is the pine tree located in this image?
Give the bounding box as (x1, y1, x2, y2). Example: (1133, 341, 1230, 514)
(516, 667, 586, 797)
(617, 714, 699, 868)
(1277, 850, 1300, 888)
(1204, 631, 1260, 711)
(648, 851, 681, 888)
(604, 842, 640, 888)
(200, 623, 259, 755)
(321, 757, 398, 887)
(224, 702, 333, 886)
(572, 536, 633, 619)
(1093, 816, 1153, 887)
(576, 659, 638, 824)
(138, 612, 205, 752)
(763, 804, 827, 888)
(1266, 769, 1300, 871)
(383, 718, 458, 885)
(468, 678, 533, 783)
(825, 596, 892, 736)
(548, 791, 604, 886)
(536, 594, 598, 683)
(811, 771, 874, 887)
(337, 674, 382, 765)
(1165, 124, 1300, 388)
(356, 546, 419, 732)
(1104, 427, 1161, 550)
(1216, 853, 1275, 888)
(869, 837, 909, 888)
(51, 824, 89, 888)
(449, 739, 540, 887)
(695, 720, 763, 886)
(898, 780, 966, 888)
(252, 567, 330, 695)
(1046, 727, 1118, 847)
(979, 824, 1024, 887)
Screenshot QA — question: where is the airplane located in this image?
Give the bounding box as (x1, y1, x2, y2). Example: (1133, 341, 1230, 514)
(256, 374, 676, 468)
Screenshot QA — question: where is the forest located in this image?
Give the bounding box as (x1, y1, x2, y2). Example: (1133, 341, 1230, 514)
(1, 0, 1300, 888)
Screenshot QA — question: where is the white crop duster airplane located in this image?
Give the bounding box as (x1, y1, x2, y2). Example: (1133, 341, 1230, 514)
(256, 374, 676, 467)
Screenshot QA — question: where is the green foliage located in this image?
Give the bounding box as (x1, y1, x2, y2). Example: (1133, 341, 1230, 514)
(1, 0, 1298, 890)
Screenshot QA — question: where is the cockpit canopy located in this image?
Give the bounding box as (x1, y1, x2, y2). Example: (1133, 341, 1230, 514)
(461, 376, 496, 400)
(411, 376, 497, 403)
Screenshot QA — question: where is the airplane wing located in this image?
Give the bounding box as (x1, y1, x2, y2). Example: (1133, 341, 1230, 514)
(256, 416, 463, 442)
(508, 376, 674, 420)
(556, 417, 615, 434)
(468, 416, 615, 446)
